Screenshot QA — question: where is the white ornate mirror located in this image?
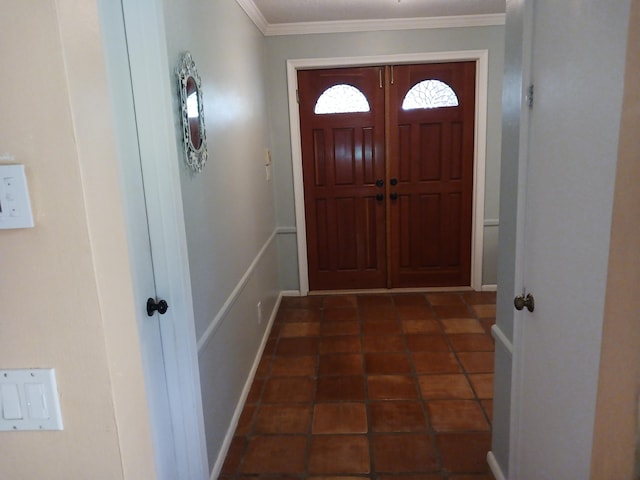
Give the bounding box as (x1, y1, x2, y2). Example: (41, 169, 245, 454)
(177, 52, 207, 172)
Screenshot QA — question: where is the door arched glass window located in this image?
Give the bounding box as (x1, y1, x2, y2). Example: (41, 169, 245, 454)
(314, 84, 371, 114)
(401, 79, 459, 110)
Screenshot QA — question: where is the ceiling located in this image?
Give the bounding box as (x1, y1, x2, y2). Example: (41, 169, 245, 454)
(237, 0, 506, 35)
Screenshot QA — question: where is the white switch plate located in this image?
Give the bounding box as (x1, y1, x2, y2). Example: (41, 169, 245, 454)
(0, 369, 63, 431)
(0, 164, 35, 229)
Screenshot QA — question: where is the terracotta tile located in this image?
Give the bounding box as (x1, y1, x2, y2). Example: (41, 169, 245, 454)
(472, 304, 496, 318)
(402, 319, 443, 335)
(481, 399, 494, 422)
(270, 355, 317, 377)
(480, 318, 496, 335)
(309, 477, 371, 480)
(318, 354, 364, 376)
(418, 374, 475, 400)
(362, 320, 402, 336)
(316, 375, 365, 402)
(405, 334, 450, 352)
(367, 375, 419, 400)
(450, 475, 494, 480)
(263, 338, 277, 355)
(275, 337, 319, 356)
(369, 401, 428, 432)
(365, 353, 412, 374)
(436, 432, 491, 473)
(393, 294, 428, 306)
(220, 436, 247, 475)
(372, 434, 438, 473)
(246, 378, 264, 404)
(241, 435, 307, 474)
(458, 352, 495, 373)
(362, 335, 405, 352)
(312, 403, 367, 434)
(433, 304, 473, 318)
(461, 291, 496, 305)
(448, 334, 494, 352)
(255, 356, 271, 377)
(378, 476, 441, 480)
(235, 405, 255, 435)
(280, 295, 324, 309)
(269, 323, 282, 339)
(439, 318, 485, 334)
(412, 352, 461, 374)
(324, 308, 359, 322)
(320, 335, 361, 354)
(324, 294, 358, 308)
(396, 304, 435, 320)
(280, 322, 321, 338)
(277, 308, 322, 323)
(469, 374, 494, 399)
(426, 292, 465, 306)
(427, 400, 490, 432)
(321, 321, 360, 336)
(262, 377, 314, 403)
(360, 306, 396, 322)
(253, 404, 311, 434)
(308, 435, 370, 474)
(358, 294, 393, 308)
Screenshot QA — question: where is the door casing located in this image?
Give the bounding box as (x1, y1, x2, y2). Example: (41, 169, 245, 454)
(287, 50, 489, 295)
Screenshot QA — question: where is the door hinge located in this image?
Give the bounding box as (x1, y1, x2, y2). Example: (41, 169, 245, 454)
(526, 84, 534, 108)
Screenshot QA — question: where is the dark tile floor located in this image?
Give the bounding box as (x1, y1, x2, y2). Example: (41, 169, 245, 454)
(219, 291, 496, 480)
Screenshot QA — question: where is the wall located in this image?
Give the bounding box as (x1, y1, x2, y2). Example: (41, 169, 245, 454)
(161, 0, 280, 473)
(265, 25, 505, 290)
(0, 1, 156, 479)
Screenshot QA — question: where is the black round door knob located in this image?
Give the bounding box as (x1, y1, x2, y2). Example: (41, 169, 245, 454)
(390, 192, 398, 200)
(147, 297, 169, 316)
(390, 178, 398, 186)
(375, 179, 384, 187)
(376, 193, 384, 201)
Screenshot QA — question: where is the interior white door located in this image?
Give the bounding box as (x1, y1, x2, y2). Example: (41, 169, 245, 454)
(510, 1, 631, 478)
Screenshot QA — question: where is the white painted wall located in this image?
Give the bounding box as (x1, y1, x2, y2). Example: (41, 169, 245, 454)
(265, 25, 505, 289)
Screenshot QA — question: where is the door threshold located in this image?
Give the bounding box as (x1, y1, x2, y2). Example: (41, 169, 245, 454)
(307, 286, 474, 296)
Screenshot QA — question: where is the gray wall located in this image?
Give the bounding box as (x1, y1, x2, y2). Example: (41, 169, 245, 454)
(161, 0, 280, 472)
(265, 26, 505, 290)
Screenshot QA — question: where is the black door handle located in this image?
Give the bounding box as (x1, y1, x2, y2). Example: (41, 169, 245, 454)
(375, 179, 384, 187)
(375, 193, 384, 201)
(390, 192, 398, 200)
(390, 178, 398, 186)
(147, 297, 169, 316)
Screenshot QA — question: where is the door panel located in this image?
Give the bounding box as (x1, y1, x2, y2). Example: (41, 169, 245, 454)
(388, 63, 476, 288)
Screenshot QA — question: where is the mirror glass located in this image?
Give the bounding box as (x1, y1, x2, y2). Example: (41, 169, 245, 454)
(176, 52, 207, 172)
(186, 76, 202, 150)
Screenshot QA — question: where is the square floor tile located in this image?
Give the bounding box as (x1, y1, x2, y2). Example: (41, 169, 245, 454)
(275, 337, 319, 356)
(405, 334, 450, 351)
(402, 319, 443, 335)
(308, 435, 370, 474)
(220, 436, 247, 475)
(367, 375, 419, 400)
(262, 377, 314, 403)
(316, 375, 365, 401)
(481, 399, 493, 422)
(469, 374, 494, 399)
(372, 434, 438, 473)
(427, 400, 490, 432)
(393, 294, 429, 306)
(436, 432, 491, 473)
(369, 401, 428, 432)
(246, 379, 264, 404)
(312, 403, 367, 434)
(439, 318, 485, 334)
(358, 295, 394, 308)
(362, 320, 402, 336)
(324, 308, 359, 322)
(426, 292, 465, 306)
(318, 354, 364, 376)
(412, 352, 461, 374)
(270, 355, 317, 377)
(324, 295, 358, 308)
(241, 435, 307, 474)
(457, 352, 495, 373)
(321, 321, 360, 336)
(320, 336, 361, 354)
(254, 404, 311, 434)
(360, 305, 396, 321)
(363, 335, 405, 352)
(280, 322, 321, 338)
(235, 405, 256, 435)
(255, 356, 271, 378)
(434, 305, 473, 318)
(378, 476, 441, 480)
(277, 308, 322, 323)
(448, 334, 494, 352)
(280, 296, 324, 309)
(365, 353, 412, 375)
(472, 304, 496, 318)
(418, 374, 475, 400)
(461, 291, 496, 305)
(396, 304, 435, 320)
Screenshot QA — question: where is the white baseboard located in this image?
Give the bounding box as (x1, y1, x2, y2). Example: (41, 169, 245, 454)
(209, 292, 284, 480)
(487, 451, 507, 480)
(481, 283, 497, 292)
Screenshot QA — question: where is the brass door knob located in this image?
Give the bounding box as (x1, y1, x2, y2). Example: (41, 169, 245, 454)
(514, 293, 535, 312)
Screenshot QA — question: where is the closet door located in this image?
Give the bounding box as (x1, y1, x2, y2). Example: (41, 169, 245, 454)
(298, 67, 387, 290)
(387, 62, 476, 288)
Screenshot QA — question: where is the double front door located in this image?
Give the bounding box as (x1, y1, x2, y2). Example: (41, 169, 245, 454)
(298, 62, 476, 290)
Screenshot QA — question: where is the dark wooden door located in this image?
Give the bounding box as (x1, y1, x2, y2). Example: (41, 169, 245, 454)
(298, 62, 475, 290)
(387, 62, 476, 287)
(298, 67, 387, 290)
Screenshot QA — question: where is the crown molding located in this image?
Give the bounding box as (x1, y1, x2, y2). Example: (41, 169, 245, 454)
(235, 0, 268, 34)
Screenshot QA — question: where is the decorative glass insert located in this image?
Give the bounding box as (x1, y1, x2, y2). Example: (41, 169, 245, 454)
(314, 84, 370, 114)
(401, 79, 459, 110)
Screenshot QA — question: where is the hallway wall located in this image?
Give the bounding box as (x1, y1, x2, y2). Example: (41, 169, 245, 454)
(265, 25, 505, 290)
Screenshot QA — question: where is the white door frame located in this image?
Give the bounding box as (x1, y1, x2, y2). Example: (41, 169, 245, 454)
(99, 1, 209, 478)
(287, 50, 489, 295)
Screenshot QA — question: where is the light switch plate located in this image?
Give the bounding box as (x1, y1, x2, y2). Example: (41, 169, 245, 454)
(0, 164, 35, 229)
(0, 369, 63, 431)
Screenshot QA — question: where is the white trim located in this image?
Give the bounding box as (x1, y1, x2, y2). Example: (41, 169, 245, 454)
(234, 0, 268, 34)
(209, 292, 284, 480)
(487, 451, 508, 480)
(481, 284, 498, 292)
(484, 218, 500, 227)
(276, 225, 297, 234)
(197, 229, 278, 351)
(281, 290, 302, 297)
(491, 324, 513, 356)
(287, 50, 490, 295)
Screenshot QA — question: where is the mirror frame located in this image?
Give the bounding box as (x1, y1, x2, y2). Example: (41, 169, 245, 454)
(176, 52, 207, 172)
